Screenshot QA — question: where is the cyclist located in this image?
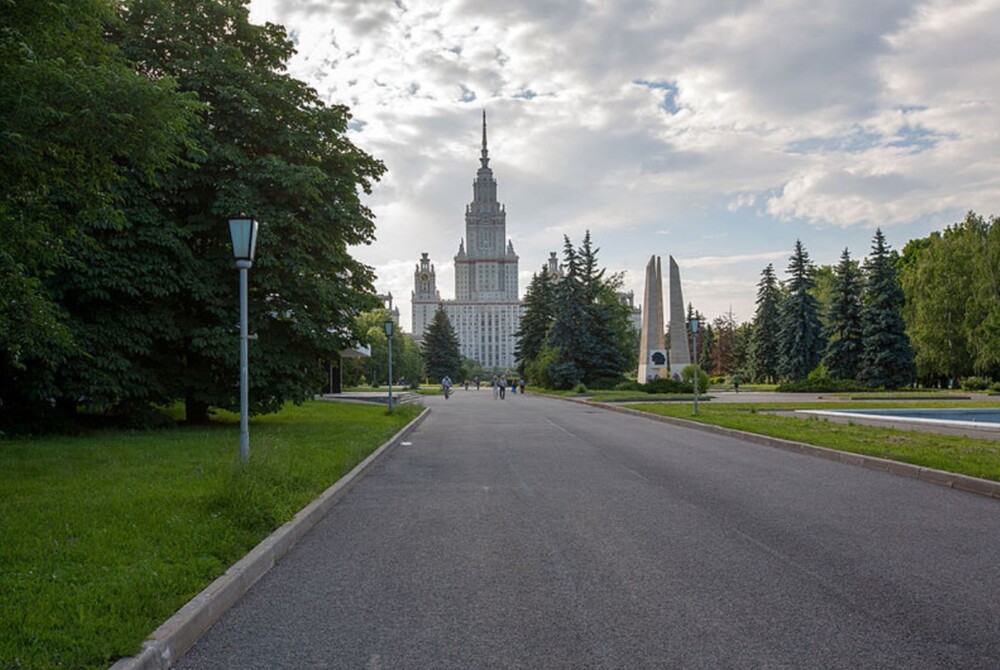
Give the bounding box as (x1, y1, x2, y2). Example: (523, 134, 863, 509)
(441, 375, 453, 399)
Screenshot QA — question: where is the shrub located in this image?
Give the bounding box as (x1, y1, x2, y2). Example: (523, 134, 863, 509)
(642, 377, 694, 394)
(572, 382, 589, 394)
(588, 377, 624, 390)
(961, 376, 991, 391)
(680, 365, 710, 393)
(776, 378, 869, 392)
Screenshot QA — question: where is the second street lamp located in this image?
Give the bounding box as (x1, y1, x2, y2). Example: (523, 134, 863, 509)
(384, 319, 394, 414)
(229, 217, 259, 463)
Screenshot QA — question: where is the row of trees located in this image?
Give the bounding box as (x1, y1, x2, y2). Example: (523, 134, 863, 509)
(1, 0, 383, 430)
(739, 230, 914, 387)
(515, 232, 637, 389)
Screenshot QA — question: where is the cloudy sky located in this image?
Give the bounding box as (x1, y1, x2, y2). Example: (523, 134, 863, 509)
(249, 0, 999, 331)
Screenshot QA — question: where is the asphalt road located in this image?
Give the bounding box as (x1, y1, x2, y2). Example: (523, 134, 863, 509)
(178, 390, 1000, 669)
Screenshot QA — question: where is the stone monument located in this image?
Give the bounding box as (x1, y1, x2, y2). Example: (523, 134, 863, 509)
(638, 255, 668, 382)
(668, 255, 691, 370)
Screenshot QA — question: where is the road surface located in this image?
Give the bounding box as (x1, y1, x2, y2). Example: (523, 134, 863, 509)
(179, 389, 1000, 669)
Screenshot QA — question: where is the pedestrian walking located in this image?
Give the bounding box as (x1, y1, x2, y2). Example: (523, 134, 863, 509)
(491, 375, 499, 399)
(519, 378, 525, 395)
(499, 375, 507, 399)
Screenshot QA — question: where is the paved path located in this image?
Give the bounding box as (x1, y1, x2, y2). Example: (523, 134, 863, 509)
(179, 389, 1000, 669)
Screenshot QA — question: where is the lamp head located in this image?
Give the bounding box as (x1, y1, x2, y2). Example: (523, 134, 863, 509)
(229, 218, 259, 262)
(383, 320, 394, 337)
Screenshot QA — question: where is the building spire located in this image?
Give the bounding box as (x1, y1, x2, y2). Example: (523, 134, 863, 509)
(480, 109, 489, 168)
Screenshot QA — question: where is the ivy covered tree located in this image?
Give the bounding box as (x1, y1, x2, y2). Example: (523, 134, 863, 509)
(514, 265, 556, 377)
(747, 264, 782, 383)
(422, 306, 462, 383)
(822, 248, 864, 379)
(858, 229, 914, 388)
(777, 241, 824, 381)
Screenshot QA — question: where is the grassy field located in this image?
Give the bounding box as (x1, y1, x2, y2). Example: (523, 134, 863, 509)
(621, 400, 1000, 481)
(0, 401, 421, 670)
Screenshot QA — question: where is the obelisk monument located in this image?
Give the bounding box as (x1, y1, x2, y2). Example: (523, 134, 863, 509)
(638, 255, 668, 382)
(668, 255, 691, 370)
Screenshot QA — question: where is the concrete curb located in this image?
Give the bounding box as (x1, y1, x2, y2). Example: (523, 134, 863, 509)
(553, 394, 1000, 501)
(109, 407, 431, 670)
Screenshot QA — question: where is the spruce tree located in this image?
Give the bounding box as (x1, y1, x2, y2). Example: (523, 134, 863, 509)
(578, 232, 627, 384)
(747, 263, 782, 382)
(514, 265, 555, 377)
(777, 241, 824, 381)
(546, 237, 588, 388)
(822, 248, 864, 379)
(859, 229, 915, 388)
(422, 306, 462, 383)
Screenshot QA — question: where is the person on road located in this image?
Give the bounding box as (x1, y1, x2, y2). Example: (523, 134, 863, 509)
(441, 375, 453, 399)
(732, 372, 741, 393)
(499, 375, 507, 399)
(491, 375, 499, 399)
(519, 378, 525, 395)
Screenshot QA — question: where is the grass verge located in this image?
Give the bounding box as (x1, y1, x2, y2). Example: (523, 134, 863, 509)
(0, 401, 421, 670)
(621, 400, 1000, 481)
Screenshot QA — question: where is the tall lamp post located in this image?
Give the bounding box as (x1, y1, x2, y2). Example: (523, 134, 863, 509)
(384, 320, 394, 414)
(690, 317, 699, 416)
(229, 217, 259, 463)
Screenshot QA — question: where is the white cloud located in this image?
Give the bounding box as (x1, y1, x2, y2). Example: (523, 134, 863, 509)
(250, 0, 999, 332)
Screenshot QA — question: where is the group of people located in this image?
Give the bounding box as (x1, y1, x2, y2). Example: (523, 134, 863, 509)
(439, 374, 525, 399)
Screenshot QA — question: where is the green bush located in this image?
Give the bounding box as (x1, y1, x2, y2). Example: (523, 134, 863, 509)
(680, 365, 710, 393)
(776, 378, 869, 392)
(572, 382, 589, 394)
(961, 376, 991, 391)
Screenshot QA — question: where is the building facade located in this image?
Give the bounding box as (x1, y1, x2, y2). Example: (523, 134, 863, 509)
(412, 112, 522, 370)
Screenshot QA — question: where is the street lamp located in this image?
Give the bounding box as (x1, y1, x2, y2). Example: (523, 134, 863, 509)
(689, 317, 699, 416)
(384, 319, 394, 414)
(229, 217, 259, 463)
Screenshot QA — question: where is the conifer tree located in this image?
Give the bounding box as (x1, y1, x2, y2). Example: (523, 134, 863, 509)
(422, 306, 462, 383)
(822, 248, 864, 379)
(859, 229, 915, 388)
(777, 241, 824, 381)
(577, 231, 627, 384)
(546, 237, 588, 388)
(514, 265, 555, 377)
(747, 264, 782, 383)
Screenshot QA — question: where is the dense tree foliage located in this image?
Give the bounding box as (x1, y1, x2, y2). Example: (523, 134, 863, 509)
(777, 240, 824, 382)
(900, 212, 999, 383)
(746, 264, 782, 383)
(112, 0, 384, 421)
(822, 249, 864, 380)
(1, 0, 385, 431)
(422, 307, 462, 383)
(0, 0, 198, 426)
(858, 230, 914, 388)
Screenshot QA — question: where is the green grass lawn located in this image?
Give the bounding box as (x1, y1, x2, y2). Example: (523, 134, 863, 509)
(0, 401, 421, 670)
(621, 400, 1000, 481)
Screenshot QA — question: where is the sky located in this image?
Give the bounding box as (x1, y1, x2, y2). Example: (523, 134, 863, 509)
(248, 0, 1000, 332)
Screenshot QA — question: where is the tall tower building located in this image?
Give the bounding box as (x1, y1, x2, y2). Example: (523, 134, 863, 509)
(412, 112, 522, 370)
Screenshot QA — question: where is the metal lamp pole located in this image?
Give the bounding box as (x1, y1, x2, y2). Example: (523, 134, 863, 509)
(690, 317, 699, 416)
(229, 218, 259, 464)
(384, 319, 394, 414)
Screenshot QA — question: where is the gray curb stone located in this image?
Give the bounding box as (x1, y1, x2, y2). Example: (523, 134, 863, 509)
(553, 395, 1000, 501)
(109, 407, 430, 670)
